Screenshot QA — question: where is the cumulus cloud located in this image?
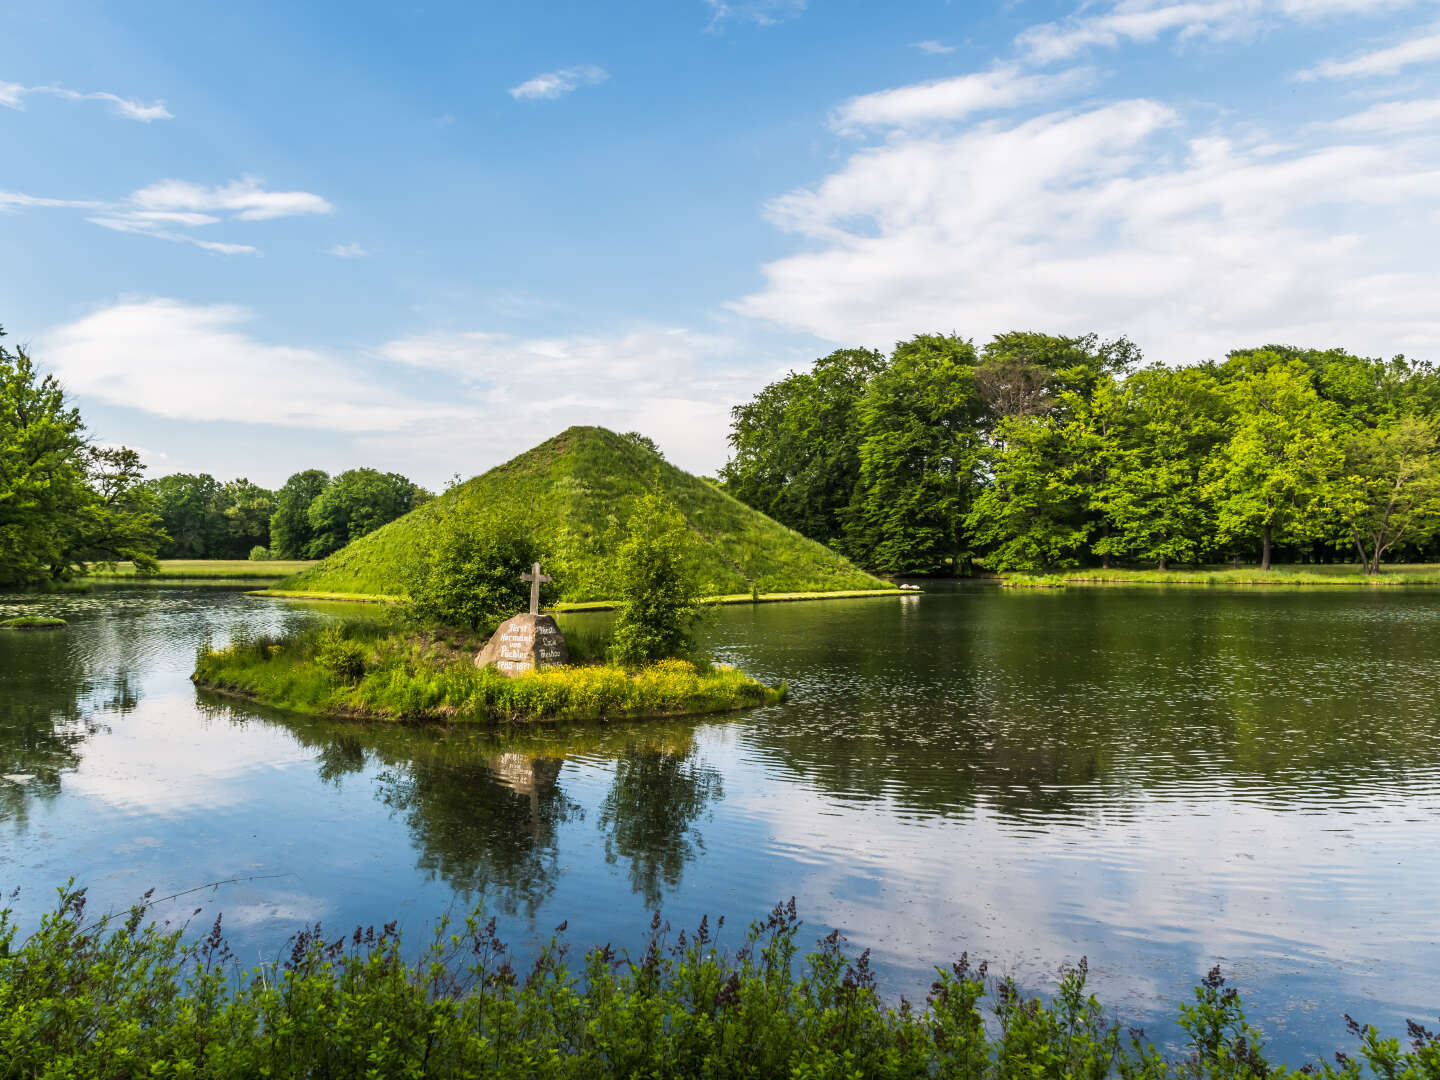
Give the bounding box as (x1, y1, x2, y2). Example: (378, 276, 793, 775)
(832, 66, 1098, 132)
(44, 301, 449, 432)
(1297, 23, 1440, 78)
(507, 65, 609, 102)
(41, 301, 776, 476)
(0, 80, 171, 120)
(731, 96, 1440, 364)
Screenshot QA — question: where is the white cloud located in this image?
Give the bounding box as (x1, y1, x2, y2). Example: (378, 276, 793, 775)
(1330, 96, 1440, 131)
(1297, 23, 1440, 78)
(731, 97, 1440, 365)
(507, 65, 609, 102)
(0, 190, 102, 211)
(326, 242, 369, 258)
(832, 66, 1098, 132)
(1016, 0, 1417, 63)
(913, 40, 957, 55)
(44, 300, 450, 432)
(0, 80, 171, 120)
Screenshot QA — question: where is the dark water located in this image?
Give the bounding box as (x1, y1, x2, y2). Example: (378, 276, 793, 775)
(2, 584, 1438, 1060)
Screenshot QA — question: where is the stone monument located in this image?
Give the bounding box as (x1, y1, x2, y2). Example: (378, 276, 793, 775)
(474, 562, 569, 675)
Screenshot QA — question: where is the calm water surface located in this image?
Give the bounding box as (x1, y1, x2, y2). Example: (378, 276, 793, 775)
(1, 584, 1438, 1060)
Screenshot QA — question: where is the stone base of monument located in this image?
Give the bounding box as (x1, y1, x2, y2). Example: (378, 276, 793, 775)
(474, 613, 569, 676)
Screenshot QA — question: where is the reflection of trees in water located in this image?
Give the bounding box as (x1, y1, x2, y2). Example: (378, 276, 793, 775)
(0, 624, 138, 829)
(375, 751, 583, 918)
(598, 745, 723, 908)
(219, 704, 726, 916)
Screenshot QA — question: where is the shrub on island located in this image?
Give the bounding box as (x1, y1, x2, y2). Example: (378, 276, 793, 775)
(2, 886, 1435, 1078)
(0, 615, 68, 630)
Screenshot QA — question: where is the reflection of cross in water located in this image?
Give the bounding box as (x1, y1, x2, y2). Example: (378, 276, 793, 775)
(520, 561, 552, 616)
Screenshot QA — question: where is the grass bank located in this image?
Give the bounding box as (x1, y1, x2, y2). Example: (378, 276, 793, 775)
(0, 615, 67, 630)
(254, 586, 911, 608)
(192, 620, 785, 724)
(82, 558, 316, 583)
(3, 887, 1434, 1080)
(1000, 563, 1440, 588)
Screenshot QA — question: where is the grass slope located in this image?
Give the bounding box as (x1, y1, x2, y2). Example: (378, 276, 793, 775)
(277, 427, 887, 602)
(1001, 563, 1440, 587)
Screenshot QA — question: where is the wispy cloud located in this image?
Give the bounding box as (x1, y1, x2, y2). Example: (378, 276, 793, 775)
(1016, 0, 1418, 64)
(1297, 23, 1440, 79)
(1329, 96, 1440, 131)
(326, 242, 369, 258)
(832, 65, 1097, 132)
(0, 79, 171, 120)
(507, 65, 609, 102)
(2, 176, 331, 255)
(913, 40, 957, 55)
(704, 0, 806, 29)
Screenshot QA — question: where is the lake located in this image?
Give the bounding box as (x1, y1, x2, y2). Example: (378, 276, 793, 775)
(1, 583, 1437, 1061)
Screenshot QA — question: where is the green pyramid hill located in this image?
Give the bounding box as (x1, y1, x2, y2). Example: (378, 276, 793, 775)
(274, 426, 890, 603)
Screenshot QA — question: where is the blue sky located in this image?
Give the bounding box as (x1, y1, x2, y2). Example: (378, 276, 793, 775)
(4, 0, 1439, 488)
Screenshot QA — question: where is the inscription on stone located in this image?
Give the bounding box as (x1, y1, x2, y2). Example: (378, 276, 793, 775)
(474, 612, 569, 676)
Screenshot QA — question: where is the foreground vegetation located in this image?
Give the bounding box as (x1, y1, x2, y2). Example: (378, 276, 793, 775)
(724, 334, 1440, 575)
(279, 427, 887, 602)
(192, 620, 784, 724)
(2, 887, 1435, 1080)
(1003, 563, 1440, 587)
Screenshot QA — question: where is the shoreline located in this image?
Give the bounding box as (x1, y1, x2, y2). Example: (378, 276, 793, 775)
(250, 586, 913, 607)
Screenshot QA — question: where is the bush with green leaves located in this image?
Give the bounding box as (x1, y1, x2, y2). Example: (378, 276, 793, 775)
(609, 494, 702, 666)
(403, 509, 551, 633)
(313, 624, 367, 684)
(2, 884, 1437, 1080)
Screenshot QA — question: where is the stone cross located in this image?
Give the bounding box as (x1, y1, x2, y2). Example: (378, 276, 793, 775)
(520, 561, 551, 616)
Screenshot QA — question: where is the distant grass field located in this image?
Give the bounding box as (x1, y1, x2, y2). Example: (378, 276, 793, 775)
(278, 426, 889, 602)
(1000, 563, 1440, 587)
(84, 559, 316, 582)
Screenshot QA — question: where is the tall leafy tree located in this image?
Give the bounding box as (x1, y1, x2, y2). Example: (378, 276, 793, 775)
(846, 335, 984, 573)
(145, 473, 224, 558)
(1090, 366, 1227, 569)
(0, 326, 164, 584)
(305, 468, 431, 558)
(1333, 416, 1440, 572)
(1209, 361, 1341, 570)
(722, 348, 886, 546)
(270, 469, 330, 559)
(214, 478, 275, 557)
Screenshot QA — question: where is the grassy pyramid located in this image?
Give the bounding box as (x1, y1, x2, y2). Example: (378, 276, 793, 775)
(277, 426, 888, 602)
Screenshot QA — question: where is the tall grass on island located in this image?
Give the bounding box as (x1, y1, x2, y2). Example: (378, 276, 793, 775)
(1002, 563, 1440, 588)
(192, 618, 784, 724)
(2, 886, 1436, 1079)
(82, 559, 316, 582)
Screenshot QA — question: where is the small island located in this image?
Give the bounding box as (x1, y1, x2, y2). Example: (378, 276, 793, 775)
(193, 494, 787, 724)
(0, 616, 68, 630)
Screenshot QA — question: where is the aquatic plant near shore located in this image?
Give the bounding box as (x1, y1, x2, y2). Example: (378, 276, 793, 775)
(192, 621, 784, 724)
(1, 885, 1436, 1079)
(0, 616, 68, 629)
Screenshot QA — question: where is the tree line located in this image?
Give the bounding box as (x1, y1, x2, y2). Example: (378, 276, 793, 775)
(721, 333, 1440, 574)
(147, 467, 431, 560)
(1, 322, 432, 585)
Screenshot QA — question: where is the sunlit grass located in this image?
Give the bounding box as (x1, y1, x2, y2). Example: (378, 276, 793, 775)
(1001, 563, 1440, 587)
(84, 559, 316, 581)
